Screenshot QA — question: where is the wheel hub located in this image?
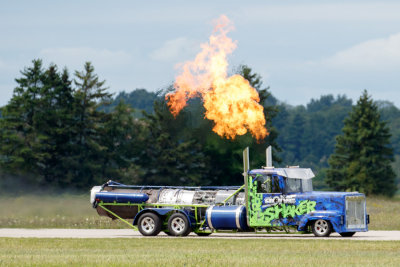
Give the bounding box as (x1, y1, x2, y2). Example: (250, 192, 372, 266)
(141, 217, 155, 234)
(171, 217, 186, 234)
(315, 219, 328, 235)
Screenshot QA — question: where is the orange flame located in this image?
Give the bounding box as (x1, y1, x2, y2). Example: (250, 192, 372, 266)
(166, 15, 268, 140)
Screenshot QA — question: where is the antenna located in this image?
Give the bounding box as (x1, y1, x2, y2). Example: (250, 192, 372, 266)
(266, 146, 272, 167)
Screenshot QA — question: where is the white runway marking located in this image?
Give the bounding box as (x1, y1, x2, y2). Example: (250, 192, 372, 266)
(1, 229, 399, 240)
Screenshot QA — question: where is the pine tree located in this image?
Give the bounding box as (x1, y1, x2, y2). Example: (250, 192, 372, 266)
(138, 100, 209, 185)
(70, 62, 113, 188)
(0, 60, 76, 185)
(101, 101, 144, 184)
(326, 90, 396, 196)
(0, 59, 45, 175)
(0, 60, 152, 189)
(34, 65, 75, 185)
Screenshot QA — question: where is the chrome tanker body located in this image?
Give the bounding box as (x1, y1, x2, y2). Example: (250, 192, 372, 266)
(92, 182, 245, 223)
(90, 147, 369, 237)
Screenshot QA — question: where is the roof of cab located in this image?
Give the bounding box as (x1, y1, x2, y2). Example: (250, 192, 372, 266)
(249, 168, 315, 179)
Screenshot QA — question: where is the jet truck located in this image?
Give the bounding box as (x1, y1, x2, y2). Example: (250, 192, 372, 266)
(90, 147, 369, 237)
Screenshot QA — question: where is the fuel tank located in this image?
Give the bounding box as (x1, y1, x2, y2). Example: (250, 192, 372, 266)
(95, 192, 149, 203)
(205, 205, 247, 230)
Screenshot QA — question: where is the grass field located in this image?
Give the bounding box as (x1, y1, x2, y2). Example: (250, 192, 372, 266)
(0, 238, 399, 266)
(366, 196, 400, 230)
(0, 193, 399, 230)
(0, 194, 127, 229)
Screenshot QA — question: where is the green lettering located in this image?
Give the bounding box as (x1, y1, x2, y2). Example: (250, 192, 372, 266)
(295, 201, 307, 215)
(281, 204, 288, 218)
(286, 204, 297, 218)
(274, 204, 283, 219)
(306, 201, 317, 213)
(264, 207, 275, 224)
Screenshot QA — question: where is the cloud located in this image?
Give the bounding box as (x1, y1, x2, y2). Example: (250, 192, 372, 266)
(241, 2, 400, 23)
(150, 37, 199, 62)
(321, 33, 400, 71)
(262, 32, 400, 108)
(39, 47, 132, 70)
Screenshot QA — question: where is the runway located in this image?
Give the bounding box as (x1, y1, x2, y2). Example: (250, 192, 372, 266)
(1, 229, 399, 240)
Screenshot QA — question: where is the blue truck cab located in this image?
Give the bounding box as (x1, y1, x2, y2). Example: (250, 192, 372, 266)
(246, 167, 369, 237)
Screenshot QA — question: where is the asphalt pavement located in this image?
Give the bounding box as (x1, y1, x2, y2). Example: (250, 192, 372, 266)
(1, 229, 400, 240)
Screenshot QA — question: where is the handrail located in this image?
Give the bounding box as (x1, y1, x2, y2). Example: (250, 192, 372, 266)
(222, 184, 245, 204)
(103, 180, 242, 191)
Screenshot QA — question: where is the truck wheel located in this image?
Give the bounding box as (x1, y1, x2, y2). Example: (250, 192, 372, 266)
(340, 232, 355, 237)
(312, 219, 332, 237)
(138, 213, 162, 236)
(168, 213, 191, 236)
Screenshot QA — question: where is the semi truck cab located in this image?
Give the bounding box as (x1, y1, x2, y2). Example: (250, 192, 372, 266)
(245, 167, 368, 237)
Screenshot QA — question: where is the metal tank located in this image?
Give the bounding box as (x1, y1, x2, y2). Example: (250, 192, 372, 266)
(158, 189, 197, 205)
(95, 192, 149, 203)
(205, 205, 247, 230)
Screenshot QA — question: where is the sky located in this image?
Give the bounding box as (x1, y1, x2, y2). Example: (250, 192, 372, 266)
(1, 0, 400, 107)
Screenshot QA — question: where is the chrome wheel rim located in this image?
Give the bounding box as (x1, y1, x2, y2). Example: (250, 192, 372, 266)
(314, 219, 328, 235)
(171, 217, 186, 234)
(141, 217, 155, 234)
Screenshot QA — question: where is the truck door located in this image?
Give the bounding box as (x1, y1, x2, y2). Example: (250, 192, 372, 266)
(247, 173, 286, 227)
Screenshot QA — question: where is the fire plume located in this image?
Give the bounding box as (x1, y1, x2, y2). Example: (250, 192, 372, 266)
(166, 15, 268, 140)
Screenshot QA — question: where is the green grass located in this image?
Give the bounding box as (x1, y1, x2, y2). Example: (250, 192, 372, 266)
(0, 238, 399, 266)
(0, 194, 127, 229)
(0, 193, 399, 230)
(367, 196, 400, 230)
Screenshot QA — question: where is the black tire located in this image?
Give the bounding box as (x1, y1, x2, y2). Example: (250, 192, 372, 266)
(137, 213, 162, 236)
(312, 219, 332, 237)
(168, 213, 191, 237)
(340, 232, 355, 237)
(195, 232, 212, 237)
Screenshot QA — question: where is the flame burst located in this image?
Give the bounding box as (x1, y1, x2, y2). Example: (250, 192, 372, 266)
(166, 15, 268, 140)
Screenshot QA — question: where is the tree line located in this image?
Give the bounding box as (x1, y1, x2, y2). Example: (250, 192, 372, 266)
(0, 60, 397, 196)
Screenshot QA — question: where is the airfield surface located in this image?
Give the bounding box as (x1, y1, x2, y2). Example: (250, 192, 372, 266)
(1, 229, 399, 240)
